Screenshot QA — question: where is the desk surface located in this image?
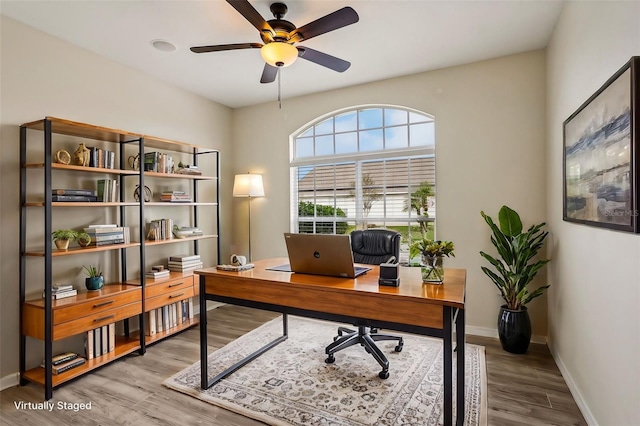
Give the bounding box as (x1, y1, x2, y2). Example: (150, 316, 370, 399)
(197, 258, 466, 330)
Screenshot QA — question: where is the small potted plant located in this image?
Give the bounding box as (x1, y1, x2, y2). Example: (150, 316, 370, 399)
(75, 231, 92, 247)
(52, 229, 78, 250)
(83, 265, 104, 291)
(409, 239, 455, 283)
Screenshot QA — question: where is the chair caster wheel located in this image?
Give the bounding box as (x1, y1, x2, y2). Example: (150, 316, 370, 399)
(325, 355, 335, 364)
(379, 370, 389, 379)
(394, 344, 403, 352)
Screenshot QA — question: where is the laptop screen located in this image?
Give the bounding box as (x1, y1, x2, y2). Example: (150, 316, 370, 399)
(279, 233, 371, 278)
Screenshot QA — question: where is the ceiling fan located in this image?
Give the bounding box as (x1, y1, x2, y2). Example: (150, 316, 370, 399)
(190, 0, 359, 84)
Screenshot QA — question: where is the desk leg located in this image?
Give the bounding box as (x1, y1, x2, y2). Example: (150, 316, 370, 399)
(456, 307, 465, 426)
(443, 306, 453, 426)
(200, 275, 208, 390)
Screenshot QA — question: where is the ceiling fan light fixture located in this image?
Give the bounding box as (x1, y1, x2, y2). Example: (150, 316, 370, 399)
(261, 42, 298, 67)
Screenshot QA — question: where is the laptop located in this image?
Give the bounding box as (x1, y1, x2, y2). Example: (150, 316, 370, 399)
(276, 233, 371, 278)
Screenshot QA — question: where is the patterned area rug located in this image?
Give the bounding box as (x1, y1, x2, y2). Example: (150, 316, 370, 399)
(164, 316, 487, 426)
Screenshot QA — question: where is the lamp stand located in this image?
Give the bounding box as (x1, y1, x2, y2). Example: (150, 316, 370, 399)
(247, 196, 253, 262)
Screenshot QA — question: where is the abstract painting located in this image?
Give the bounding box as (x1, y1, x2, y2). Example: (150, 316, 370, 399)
(563, 56, 639, 233)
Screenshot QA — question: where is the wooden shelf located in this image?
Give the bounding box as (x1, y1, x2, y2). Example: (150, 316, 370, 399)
(144, 318, 198, 344)
(24, 242, 140, 257)
(144, 202, 218, 207)
(23, 162, 140, 175)
(25, 201, 139, 207)
(22, 336, 141, 387)
(143, 171, 217, 180)
(143, 235, 217, 246)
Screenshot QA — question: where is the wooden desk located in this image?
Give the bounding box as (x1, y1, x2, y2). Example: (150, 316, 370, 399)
(198, 258, 466, 426)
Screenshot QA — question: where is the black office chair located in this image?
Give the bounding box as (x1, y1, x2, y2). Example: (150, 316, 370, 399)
(325, 229, 404, 379)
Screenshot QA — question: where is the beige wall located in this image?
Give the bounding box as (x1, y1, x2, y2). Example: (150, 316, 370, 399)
(231, 51, 549, 339)
(546, 2, 640, 425)
(0, 16, 233, 382)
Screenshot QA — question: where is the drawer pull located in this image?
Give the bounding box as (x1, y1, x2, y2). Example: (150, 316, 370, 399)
(93, 300, 115, 308)
(168, 282, 184, 288)
(94, 314, 115, 323)
(169, 292, 185, 299)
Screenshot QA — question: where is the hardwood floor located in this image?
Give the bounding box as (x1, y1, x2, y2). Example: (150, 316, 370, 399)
(1, 305, 586, 425)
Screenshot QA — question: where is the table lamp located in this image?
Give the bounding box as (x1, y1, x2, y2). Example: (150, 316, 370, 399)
(233, 173, 265, 262)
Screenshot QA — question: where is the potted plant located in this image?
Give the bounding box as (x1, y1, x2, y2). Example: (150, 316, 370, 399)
(409, 239, 455, 283)
(75, 231, 92, 247)
(51, 229, 77, 250)
(480, 205, 550, 354)
(83, 265, 104, 291)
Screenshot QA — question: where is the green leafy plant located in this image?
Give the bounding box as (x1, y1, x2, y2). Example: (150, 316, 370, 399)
(409, 239, 455, 259)
(82, 265, 102, 278)
(480, 205, 550, 310)
(51, 229, 78, 241)
(75, 232, 91, 246)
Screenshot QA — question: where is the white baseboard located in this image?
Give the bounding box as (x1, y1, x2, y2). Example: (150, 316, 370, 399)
(465, 325, 546, 345)
(547, 341, 597, 425)
(1, 372, 20, 392)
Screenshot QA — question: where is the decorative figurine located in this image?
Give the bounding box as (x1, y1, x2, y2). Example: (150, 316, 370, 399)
(73, 143, 90, 166)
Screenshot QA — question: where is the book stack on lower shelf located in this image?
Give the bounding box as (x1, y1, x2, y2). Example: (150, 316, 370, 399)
(85, 323, 115, 360)
(145, 298, 194, 336)
(167, 254, 203, 272)
(145, 265, 170, 280)
(41, 352, 86, 375)
(44, 284, 77, 300)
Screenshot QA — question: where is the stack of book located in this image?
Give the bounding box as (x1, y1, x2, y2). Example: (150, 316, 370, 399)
(145, 298, 194, 336)
(96, 179, 118, 202)
(51, 189, 98, 202)
(41, 352, 86, 375)
(85, 323, 115, 360)
(146, 219, 173, 241)
(44, 284, 77, 300)
(160, 191, 192, 203)
(145, 265, 170, 280)
(167, 254, 203, 272)
(87, 147, 116, 169)
(84, 225, 130, 246)
(175, 165, 202, 175)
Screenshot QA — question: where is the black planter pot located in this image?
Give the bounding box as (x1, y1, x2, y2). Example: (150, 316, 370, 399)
(497, 305, 532, 354)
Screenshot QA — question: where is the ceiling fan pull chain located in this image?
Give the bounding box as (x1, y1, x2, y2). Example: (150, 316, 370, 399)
(278, 67, 282, 109)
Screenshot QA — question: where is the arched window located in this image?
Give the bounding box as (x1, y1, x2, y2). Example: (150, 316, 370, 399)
(290, 106, 435, 257)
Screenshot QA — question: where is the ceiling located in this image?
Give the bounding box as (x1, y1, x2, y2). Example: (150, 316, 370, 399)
(1, 0, 564, 109)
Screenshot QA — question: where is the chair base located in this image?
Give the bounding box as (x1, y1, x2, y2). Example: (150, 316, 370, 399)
(325, 325, 403, 379)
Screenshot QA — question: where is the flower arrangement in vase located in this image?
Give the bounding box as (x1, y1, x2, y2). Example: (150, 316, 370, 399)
(409, 239, 455, 284)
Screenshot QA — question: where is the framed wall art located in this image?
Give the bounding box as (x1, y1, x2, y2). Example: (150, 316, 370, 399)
(563, 56, 639, 233)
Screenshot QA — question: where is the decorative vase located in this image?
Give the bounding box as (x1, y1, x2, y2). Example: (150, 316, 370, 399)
(85, 276, 104, 291)
(420, 255, 444, 283)
(54, 239, 70, 250)
(497, 305, 532, 354)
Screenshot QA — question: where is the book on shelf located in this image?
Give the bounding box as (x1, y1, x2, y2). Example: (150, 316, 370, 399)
(160, 191, 192, 203)
(51, 195, 98, 202)
(108, 323, 115, 352)
(44, 289, 77, 299)
(101, 326, 108, 356)
(43, 352, 78, 367)
(168, 254, 201, 262)
(41, 356, 86, 375)
(145, 310, 157, 336)
(52, 189, 97, 197)
(156, 308, 163, 333)
(86, 330, 94, 359)
(146, 219, 173, 241)
(144, 152, 159, 172)
(168, 263, 203, 272)
(167, 259, 202, 266)
(188, 298, 194, 320)
(96, 179, 119, 202)
(52, 284, 74, 292)
(145, 270, 170, 279)
(94, 328, 101, 356)
(87, 224, 118, 228)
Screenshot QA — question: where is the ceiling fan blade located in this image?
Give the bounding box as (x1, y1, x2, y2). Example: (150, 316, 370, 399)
(190, 43, 262, 53)
(260, 63, 279, 84)
(297, 47, 351, 72)
(290, 7, 359, 42)
(226, 0, 274, 37)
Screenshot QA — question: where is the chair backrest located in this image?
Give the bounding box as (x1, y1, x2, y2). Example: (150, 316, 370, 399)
(350, 229, 401, 265)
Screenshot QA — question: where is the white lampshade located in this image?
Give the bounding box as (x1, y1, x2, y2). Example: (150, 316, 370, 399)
(260, 42, 298, 67)
(233, 174, 265, 198)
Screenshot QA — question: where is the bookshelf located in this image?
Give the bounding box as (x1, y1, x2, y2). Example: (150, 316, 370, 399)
(19, 117, 220, 399)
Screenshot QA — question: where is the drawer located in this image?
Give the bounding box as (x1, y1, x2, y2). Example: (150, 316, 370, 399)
(145, 275, 193, 299)
(54, 290, 141, 325)
(53, 301, 142, 341)
(146, 287, 194, 312)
